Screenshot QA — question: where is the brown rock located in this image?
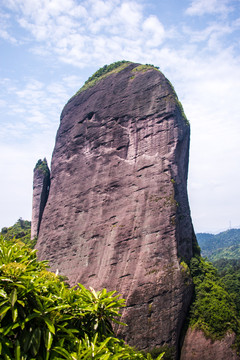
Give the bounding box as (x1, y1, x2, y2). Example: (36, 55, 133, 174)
(31, 159, 50, 239)
(180, 328, 239, 360)
(36, 63, 195, 356)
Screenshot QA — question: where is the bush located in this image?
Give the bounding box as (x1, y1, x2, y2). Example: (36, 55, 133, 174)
(0, 237, 164, 359)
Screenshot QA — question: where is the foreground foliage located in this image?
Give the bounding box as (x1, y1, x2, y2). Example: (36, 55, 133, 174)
(0, 237, 164, 359)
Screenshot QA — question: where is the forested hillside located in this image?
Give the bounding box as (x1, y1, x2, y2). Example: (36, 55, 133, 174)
(0, 218, 33, 247)
(197, 228, 240, 320)
(197, 228, 240, 261)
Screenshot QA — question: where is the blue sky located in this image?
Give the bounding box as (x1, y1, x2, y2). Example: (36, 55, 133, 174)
(0, 0, 240, 233)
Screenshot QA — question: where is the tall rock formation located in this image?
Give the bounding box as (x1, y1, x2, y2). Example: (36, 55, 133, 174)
(35, 62, 196, 356)
(31, 159, 50, 239)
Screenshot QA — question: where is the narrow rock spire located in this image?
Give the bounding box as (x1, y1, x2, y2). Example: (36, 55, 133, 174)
(31, 158, 50, 239)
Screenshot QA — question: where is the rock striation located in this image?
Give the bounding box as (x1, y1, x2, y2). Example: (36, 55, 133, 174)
(31, 159, 50, 239)
(35, 62, 196, 356)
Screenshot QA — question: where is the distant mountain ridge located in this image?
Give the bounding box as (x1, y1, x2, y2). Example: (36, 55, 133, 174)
(197, 228, 240, 261)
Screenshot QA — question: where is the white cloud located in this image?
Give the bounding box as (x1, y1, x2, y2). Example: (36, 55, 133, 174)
(183, 22, 232, 44)
(186, 0, 233, 16)
(0, 11, 17, 43)
(142, 15, 165, 47)
(0, 28, 17, 43)
(2, 0, 168, 67)
(1, 0, 240, 233)
(89, 0, 115, 18)
(0, 74, 82, 145)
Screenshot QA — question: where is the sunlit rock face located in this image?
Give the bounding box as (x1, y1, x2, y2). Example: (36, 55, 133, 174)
(35, 62, 195, 356)
(180, 328, 239, 360)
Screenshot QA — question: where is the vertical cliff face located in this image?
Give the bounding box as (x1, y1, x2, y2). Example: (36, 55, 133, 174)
(35, 62, 195, 355)
(31, 159, 50, 239)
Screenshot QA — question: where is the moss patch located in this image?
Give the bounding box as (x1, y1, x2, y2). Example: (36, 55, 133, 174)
(131, 64, 160, 73)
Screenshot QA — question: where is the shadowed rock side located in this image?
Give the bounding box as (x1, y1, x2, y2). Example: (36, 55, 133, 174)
(180, 328, 239, 360)
(31, 160, 50, 239)
(36, 63, 195, 356)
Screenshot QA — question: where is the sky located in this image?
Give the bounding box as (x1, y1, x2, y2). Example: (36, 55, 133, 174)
(0, 0, 240, 234)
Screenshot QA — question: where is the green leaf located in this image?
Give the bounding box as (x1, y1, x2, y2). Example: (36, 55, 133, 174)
(44, 329, 53, 351)
(112, 319, 127, 326)
(24, 313, 39, 323)
(96, 337, 112, 352)
(0, 305, 10, 319)
(0, 278, 13, 283)
(156, 353, 165, 360)
(4, 354, 11, 360)
(14, 340, 21, 360)
(0, 299, 8, 307)
(12, 306, 18, 322)
(22, 330, 32, 353)
(10, 288, 18, 307)
(43, 317, 55, 334)
(0, 289, 7, 298)
(57, 325, 78, 337)
(30, 328, 41, 357)
(3, 322, 20, 336)
(17, 300, 25, 307)
(53, 346, 72, 359)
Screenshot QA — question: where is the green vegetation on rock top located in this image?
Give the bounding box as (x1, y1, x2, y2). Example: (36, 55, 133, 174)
(131, 64, 160, 73)
(75, 60, 131, 95)
(34, 157, 50, 176)
(73, 61, 161, 97)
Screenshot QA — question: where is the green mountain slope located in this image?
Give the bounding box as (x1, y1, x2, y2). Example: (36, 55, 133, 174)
(0, 218, 35, 248)
(197, 228, 240, 261)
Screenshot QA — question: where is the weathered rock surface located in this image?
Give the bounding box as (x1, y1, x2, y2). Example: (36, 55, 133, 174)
(36, 63, 195, 356)
(180, 328, 239, 360)
(31, 160, 50, 239)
